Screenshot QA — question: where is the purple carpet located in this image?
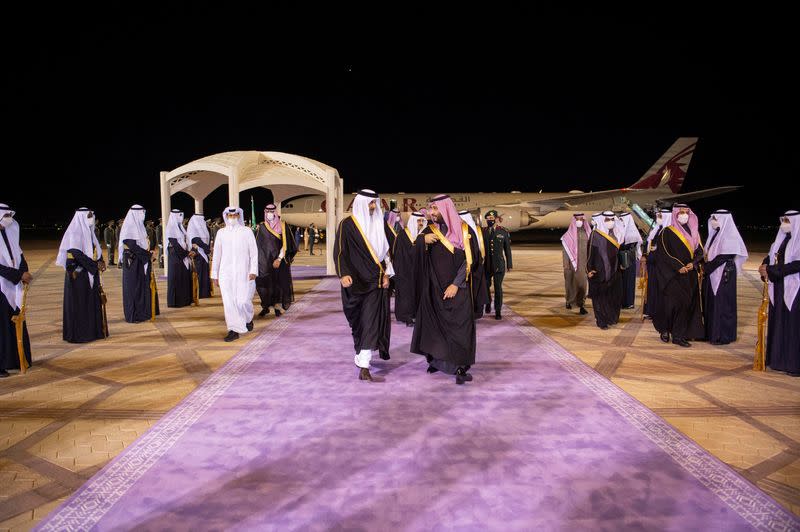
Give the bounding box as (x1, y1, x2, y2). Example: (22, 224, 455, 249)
(37, 276, 799, 531)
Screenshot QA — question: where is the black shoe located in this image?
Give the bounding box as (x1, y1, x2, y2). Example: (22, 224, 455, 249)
(246, 321, 253, 331)
(600, 325, 609, 330)
(0, 369, 9, 378)
(579, 307, 588, 315)
(495, 313, 502, 320)
(660, 332, 670, 343)
(359, 368, 373, 381)
(224, 331, 239, 342)
(427, 365, 439, 374)
(456, 367, 473, 382)
(672, 338, 691, 348)
(485, 304, 491, 313)
(566, 303, 572, 310)
(379, 351, 390, 360)
(258, 308, 269, 317)
(274, 308, 282, 317)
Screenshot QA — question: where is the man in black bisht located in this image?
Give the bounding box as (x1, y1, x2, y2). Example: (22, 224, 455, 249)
(384, 208, 401, 253)
(652, 203, 705, 347)
(393, 211, 427, 326)
(617, 212, 643, 310)
(119, 205, 160, 323)
(587, 212, 623, 330)
(165, 209, 194, 308)
(643, 208, 672, 319)
(255, 204, 297, 318)
(460, 209, 490, 319)
(703, 210, 747, 345)
(187, 214, 212, 299)
(0, 204, 32, 378)
(334, 190, 395, 381)
(57, 208, 108, 343)
(411, 195, 480, 385)
(759, 210, 800, 375)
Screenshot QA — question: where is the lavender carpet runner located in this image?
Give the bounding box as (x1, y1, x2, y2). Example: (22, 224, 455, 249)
(37, 277, 799, 531)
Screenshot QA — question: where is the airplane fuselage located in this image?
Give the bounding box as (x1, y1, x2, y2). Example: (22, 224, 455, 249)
(279, 190, 666, 232)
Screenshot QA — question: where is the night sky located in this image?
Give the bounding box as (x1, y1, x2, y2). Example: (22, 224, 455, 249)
(3, 7, 797, 230)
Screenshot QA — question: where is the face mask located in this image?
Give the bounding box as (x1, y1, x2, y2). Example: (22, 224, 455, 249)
(710, 219, 720, 230)
(781, 222, 792, 234)
(677, 213, 689, 224)
(486, 220, 495, 227)
(575, 220, 583, 228)
(604, 220, 615, 230)
(0, 217, 12, 228)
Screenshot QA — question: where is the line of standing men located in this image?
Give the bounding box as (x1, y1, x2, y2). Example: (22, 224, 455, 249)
(560, 204, 797, 375)
(0, 201, 302, 378)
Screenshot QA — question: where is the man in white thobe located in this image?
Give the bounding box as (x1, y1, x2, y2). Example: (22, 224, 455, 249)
(211, 207, 258, 342)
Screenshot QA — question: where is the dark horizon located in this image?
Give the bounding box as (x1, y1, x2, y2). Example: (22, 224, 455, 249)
(3, 8, 797, 229)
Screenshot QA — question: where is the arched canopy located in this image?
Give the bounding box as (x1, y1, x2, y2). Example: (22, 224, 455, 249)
(160, 151, 344, 275)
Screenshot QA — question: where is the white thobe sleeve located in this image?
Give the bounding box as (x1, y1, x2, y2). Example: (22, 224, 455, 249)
(384, 258, 395, 277)
(247, 231, 259, 277)
(211, 235, 222, 280)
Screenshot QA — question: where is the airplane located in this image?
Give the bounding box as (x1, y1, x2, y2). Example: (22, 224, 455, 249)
(279, 138, 740, 233)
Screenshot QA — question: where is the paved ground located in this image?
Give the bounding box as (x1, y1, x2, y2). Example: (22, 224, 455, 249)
(0, 241, 798, 530)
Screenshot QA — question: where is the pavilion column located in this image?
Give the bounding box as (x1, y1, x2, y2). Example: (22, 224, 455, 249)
(159, 171, 171, 275)
(336, 176, 344, 226)
(228, 169, 240, 208)
(325, 170, 337, 275)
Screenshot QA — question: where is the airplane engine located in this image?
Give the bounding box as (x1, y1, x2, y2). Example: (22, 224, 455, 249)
(477, 207, 534, 231)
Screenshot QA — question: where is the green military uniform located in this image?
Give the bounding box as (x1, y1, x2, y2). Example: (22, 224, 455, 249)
(483, 210, 512, 318)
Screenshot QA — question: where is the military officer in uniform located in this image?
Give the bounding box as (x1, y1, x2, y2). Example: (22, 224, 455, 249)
(103, 220, 117, 265)
(483, 210, 513, 320)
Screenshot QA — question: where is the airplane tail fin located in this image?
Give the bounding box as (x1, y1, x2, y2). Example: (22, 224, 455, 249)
(628, 137, 698, 194)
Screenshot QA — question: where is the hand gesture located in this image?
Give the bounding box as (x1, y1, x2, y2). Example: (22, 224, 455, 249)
(21, 272, 33, 284)
(588, 270, 596, 279)
(382, 274, 390, 289)
(341, 275, 353, 288)
(272, 259, 282, 269)
(443, 284, 458, 299)
(424, 233, 438, 245)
